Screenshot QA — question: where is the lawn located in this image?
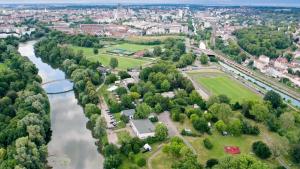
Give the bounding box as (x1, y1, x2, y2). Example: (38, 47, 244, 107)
(70, 44, 152, 70)
(109, 43, 155, 52)
(116, 130, 131, 144)
(119, 143, 163, 169)
(188, 70, 260, 102)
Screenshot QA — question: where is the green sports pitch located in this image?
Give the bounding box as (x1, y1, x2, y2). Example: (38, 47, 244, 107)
(188, 70, 260, 102)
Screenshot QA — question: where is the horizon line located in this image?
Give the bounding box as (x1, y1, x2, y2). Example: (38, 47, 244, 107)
(0, 3, 299, 8)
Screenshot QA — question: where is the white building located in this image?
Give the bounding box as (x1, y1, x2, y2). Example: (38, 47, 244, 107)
(274, 57, 288, 70)
(253, 55, 270, 71)
(130, 119, 155, 139)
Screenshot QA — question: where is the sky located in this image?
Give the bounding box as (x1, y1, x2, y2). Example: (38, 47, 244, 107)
(0, 0, 299, 7)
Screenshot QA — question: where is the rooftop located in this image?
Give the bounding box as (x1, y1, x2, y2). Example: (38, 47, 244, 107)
(131, 119, 155, 134)
(121, 109, 135, 117)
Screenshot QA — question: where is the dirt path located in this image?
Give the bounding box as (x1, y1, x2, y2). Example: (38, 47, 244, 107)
(158, 112, 197, 154)
(147, 144, 164, 169)
(261, 133, 290, 169)
(181, 71, 210, 100)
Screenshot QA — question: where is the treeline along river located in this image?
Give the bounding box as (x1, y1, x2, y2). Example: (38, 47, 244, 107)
(18, 40, 103, 169)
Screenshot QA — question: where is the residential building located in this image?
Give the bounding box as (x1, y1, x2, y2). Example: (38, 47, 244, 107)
(120, 109, 135, 119)
(130, 119, 155, 139)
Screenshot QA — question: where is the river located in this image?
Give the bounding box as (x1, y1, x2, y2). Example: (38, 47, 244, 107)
(18, 41, 104, 169)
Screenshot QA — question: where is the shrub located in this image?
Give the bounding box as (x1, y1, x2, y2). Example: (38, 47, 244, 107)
(252, 141, 272, 159)
(136, 157, 146, 167)
(241, 121, 260, 135)
(149, 116, 158, 122)
(292, 144, 300, 163)
(203, 138, 213, 150)
(206, 158, 219, 168)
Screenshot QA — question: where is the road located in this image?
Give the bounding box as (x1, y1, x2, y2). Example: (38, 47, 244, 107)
(181, 70, 210, 100)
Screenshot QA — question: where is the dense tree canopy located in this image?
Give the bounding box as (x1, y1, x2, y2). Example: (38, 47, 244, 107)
(0, 38, 50, 168)
(234, 26, 293, 58)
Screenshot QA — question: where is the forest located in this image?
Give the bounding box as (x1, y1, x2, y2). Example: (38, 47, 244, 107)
(0, 37, 51, 168)
(233, 26, 293, 58)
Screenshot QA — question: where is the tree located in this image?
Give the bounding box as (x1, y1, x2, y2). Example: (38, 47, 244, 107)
(218, 95, 230, 104)
(161, 80, 171, 92)
(136, 157, 146, 167)
(252, 141, 272, 159)
(110, 57, 118, 69)
(279, 112, 295, 130)
(134, 103, 152, 119)
(206, 159, 219, 168)
(215, 120, 227, 133)
(155, 123, 168, 141)
(200, 54, 208, 65)
(172, 154, 202, 169)
(203, 138, 213, 149)
(192, 116, 210, 133)
(250, 103, 269, 122)
(213, 155, 270, 169)
(93, 48, 99, 54)
(228, 119, 242, 136)
(153, 46, 162, 56)
(105, 74, 118, 84)
(163, 137, 186, 158)
(264, 91, 282, 108)
(118, 71, 131, 79)
(84, 104, 101, 118)
(104, 155, 122, 169)
(121, 94, 134, 109)
(209, 103, 232, 123)
(103, 144, 119, 157)
(292, 144, 300, 163)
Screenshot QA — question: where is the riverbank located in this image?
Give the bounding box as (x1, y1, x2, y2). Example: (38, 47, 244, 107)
(18, 40, 104, 169)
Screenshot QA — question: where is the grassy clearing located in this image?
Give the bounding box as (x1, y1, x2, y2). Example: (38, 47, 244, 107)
(150, 150, 174, 169)
(188, 70, 260, 103)
(70, 45, 151, 70)
(119, 143, 162, 169)
(108, 43, 155, 52)
(116, 130, 131, 144)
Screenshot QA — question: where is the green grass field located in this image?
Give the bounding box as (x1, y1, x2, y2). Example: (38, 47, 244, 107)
(188, 70, 260, 102)
(70, 45, 151, 70)
(109, 43, 155, 52)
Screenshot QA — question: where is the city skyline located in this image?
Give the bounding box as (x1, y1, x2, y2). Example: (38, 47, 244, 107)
(0, 0, 299, 7)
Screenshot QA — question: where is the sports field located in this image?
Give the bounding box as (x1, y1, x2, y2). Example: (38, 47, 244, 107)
(70, 45, 152, 70)
(188, 70, 260, 102)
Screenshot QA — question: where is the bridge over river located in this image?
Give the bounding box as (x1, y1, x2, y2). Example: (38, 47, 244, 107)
(42, 79, 74, 95)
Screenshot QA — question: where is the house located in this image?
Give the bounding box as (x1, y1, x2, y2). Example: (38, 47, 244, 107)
(274, 57, 288, 70)
(130, 119, 155, 139)
(121, 78, 136, 87)
(121, 109, 135, 119)
(294, 51, 300, 58)
(107, 85, 118, 92)
(253, 55, 270, 71)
